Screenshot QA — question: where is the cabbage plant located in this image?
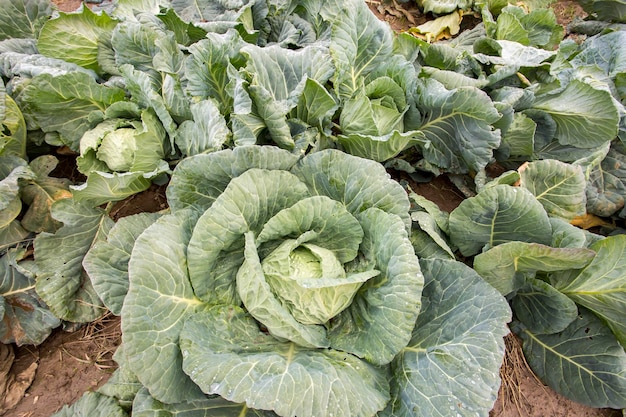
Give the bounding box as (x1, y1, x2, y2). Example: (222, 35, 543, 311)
(114, 145, 510, 416)
(122, 145, 422, 414)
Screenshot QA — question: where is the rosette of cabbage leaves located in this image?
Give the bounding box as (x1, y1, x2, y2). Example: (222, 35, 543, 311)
(121, 145, 423, 416)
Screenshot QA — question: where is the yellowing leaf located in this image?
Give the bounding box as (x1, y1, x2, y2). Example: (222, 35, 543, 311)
(570, 213, 611, 229)
(408, 11, 462, 42)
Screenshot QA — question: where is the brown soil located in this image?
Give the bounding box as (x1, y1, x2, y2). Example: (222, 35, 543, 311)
(1, 1, 621, 417)
(4, 315, 120, 417)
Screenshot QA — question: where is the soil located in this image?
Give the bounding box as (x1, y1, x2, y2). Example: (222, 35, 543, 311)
(1, 1, 622, 417)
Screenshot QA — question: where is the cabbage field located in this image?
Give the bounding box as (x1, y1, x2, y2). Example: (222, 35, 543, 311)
(0, 0, 625, 416)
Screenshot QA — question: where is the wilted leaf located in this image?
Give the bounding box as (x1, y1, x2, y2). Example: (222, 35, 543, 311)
(0, 248, 60, 345)
(0, 344, 37, 415)
(19, 155, 72, 233)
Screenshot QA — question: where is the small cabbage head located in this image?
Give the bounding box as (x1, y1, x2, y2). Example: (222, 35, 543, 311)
(77, 107, 168, 174)
(260, 228, 380, 325)
(71, 106, 171, 205)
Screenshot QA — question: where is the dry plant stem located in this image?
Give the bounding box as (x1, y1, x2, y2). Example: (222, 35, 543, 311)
(62, 313, 121, 370)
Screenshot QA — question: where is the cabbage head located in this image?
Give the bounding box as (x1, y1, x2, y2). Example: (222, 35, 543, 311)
(121, 145, 424, 416)
(71, 105, 171, 206)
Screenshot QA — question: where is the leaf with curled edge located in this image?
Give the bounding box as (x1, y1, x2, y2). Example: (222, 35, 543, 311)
(0, 248, 60, 346)
(19, 155, 72, 234)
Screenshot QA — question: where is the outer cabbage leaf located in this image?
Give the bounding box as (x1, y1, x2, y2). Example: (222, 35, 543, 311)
(121, 210, 207, 404)
(0, 0, 52, 40)
(0, 248, 60, 346)
(512, 277, 580, 334)
(171, 0, 254, 31)
(473, 241, 596, 295)
(330, 0, 394, 100)
(416, 79, 501, 174)
(0, 157, 31, 211)
(577, 0, 626, 22)
(71, 167, 166, 207)
(132, 387, 279, 417)
(111, 0, 165, 20)
(36, 5, 118, 74)
(180, 305, 390, 417)
(34, 198, 112, 322)
(166, 146, 300, 214)
(111, 19, 161, 79)
(382, 258, 511, 417)
(410, 211, 455, 260)
(0, 199, 28, 251)
(586, 142, 626, 217)
(570, 31, 626, 78)
(337, 130, 428, 163)
(513, 309, 626, 409)
(519, 159, 587, 220)
(290, 148, 412, 231)
(552, 235, 626, 348)
(532, 80, 620, 149)
(0, 157, 32, 249)
(472, 40, 555, 82)
(0, 52, 97, 79)
(408, 190, 450, 234)
(51, 391, 127, 417)
(97, 345, 142, 408)
(497, 112, 535, 160)
(549, 217, 589, 249)
(156, 8, 208, 47)
(449, 185, 552, 257)
(185, 31, 245, 114)
(84, 212, 162, 315)
(16, 72, 125, 150)
(410, 11, 463, 43)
